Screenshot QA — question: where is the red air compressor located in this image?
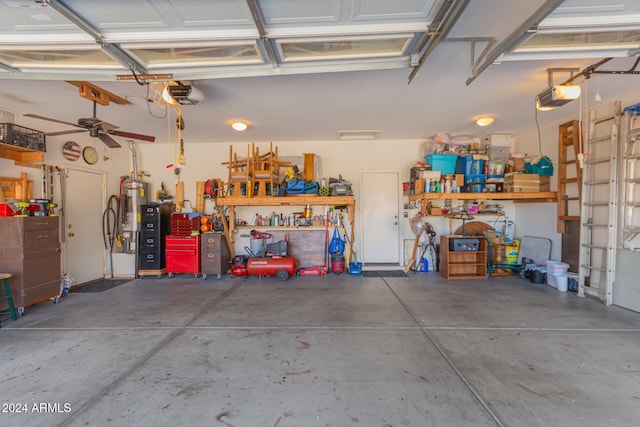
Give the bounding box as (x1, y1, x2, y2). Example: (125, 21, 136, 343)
(230, 256, 297, 281)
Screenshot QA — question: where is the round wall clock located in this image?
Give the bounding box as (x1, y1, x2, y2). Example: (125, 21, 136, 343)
(62, 141, 81, 161)
(82, 146, 99, 165)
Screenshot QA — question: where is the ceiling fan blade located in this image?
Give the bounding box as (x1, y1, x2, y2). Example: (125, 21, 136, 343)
(111, 130, 156, 142)
(24, 113, 82, 128)
(97, 133, 121, 148)
(45, 129, 88, 137)
(94, 121, 119, 131)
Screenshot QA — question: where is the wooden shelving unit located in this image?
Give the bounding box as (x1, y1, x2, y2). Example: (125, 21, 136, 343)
(216, 195, 356, 260)
(0, 142, 44, 164)
(408, 191, 557, 204)
(440, 235, 487, 280)
(217, 195, 354, 234)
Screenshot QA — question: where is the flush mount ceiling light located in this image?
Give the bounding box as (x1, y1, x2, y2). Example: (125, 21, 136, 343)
(536, 68, 581, 111)
(231, 121, 248, 131)
(475, 116, 494, 127)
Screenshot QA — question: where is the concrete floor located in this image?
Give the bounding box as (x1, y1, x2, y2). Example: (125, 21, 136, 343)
(1, 272, 639, 427)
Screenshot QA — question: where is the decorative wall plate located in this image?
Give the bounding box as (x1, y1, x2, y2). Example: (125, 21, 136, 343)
(62, 141, 81, 161)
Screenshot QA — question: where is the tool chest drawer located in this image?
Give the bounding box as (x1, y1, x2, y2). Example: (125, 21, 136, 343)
(165, 235, 200, 277)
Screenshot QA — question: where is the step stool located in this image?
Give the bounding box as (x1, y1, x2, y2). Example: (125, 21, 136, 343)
(0, 273, 17, 328)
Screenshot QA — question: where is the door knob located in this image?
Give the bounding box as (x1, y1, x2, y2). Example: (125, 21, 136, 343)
(68, 232, 75, 237)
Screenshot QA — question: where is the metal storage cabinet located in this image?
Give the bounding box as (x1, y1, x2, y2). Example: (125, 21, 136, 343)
(165, 235, 200, 278)
(200, 232, 231, 280)
(138, 203, 173, 274)
(0, 217, 61, 314)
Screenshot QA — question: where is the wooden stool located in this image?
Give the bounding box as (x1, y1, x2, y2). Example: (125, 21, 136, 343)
(0, 273, 17, 327)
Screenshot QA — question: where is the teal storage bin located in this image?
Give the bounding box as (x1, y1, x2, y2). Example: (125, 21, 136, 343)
(426, 154, 458, 174)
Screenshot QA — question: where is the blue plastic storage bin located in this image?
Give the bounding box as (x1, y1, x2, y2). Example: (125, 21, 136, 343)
(455, 155, 485, 176)
(463, 174, 486, 193)
(426, 154, 458, 174)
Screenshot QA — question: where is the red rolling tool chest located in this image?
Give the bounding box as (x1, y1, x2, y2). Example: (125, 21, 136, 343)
(165, 235, 201, 278)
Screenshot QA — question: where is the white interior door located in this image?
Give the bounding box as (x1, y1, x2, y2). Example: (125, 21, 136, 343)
(64, 168, 105, 285)
(361, 171, 401, 264)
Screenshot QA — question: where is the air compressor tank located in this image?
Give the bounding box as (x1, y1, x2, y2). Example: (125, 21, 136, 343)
(246, 256, 297, 281)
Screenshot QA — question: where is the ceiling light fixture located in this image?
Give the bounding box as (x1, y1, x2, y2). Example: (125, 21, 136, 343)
(475, 116, 494, 127)
(337, 130, 382, 140)
(536, 68, 581, 111)
(231, 121, 248, 131)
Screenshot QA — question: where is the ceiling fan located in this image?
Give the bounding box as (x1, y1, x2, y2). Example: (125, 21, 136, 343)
(24, 100, 155, 148)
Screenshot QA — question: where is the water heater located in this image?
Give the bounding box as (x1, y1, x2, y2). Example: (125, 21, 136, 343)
(122, 180, 149, 253)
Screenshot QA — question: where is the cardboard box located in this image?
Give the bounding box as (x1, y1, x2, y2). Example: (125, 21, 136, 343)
(539, 176, 550, 192)
(508, 155, 526, 173)
(429, 206, 442, 216)
(504, 173, 541, 192)
(414, 179, 425, 195)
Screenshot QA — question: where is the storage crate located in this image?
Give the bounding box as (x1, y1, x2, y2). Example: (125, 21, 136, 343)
(504, 173, 544, 192)
(426, 153, 458, 174)
(482, 133, 514, 151)
(0, 123, 46, 152)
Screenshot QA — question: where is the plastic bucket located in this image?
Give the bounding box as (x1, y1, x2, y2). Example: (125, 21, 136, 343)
(545, 261, 570, 287)
(349, 262, 362, 276)
(554, 274, 568, 292)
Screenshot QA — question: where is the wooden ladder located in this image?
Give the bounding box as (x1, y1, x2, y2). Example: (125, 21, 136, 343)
(557, 120, 583, 233)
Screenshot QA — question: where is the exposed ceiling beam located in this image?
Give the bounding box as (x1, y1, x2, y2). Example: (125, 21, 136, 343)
(44, 0, 148, 75)
(408, 0, 470, 84)
(465, 0, 564, 86)
(66, 81, 131, 105)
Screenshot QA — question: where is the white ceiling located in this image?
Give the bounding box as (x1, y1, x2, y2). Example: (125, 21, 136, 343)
(1, 0, 639, 146)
